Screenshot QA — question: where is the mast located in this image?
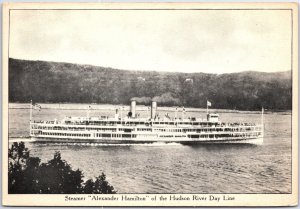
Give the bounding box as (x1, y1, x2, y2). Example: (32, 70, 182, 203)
(261, 107, 264, 137)
(87, 105, 90, 119)
(29, 100, 32, 135)
(147, 106, 150, 119)
(121, 106, 124, 125)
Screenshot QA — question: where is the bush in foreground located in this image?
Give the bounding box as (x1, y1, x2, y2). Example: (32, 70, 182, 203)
(8, 142, 116, 194)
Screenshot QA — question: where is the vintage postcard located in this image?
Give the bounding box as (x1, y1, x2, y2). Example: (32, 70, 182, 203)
(2, 2, 298, 207)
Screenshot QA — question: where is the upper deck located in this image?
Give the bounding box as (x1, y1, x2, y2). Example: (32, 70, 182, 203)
(32, 115, 258, 129)
(30, 99, 263, 130)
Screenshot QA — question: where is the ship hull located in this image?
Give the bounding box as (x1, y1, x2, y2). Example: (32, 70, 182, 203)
(30, 136, 263, 145)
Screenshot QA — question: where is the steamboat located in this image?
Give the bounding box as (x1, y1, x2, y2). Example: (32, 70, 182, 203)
(30, 100, 264, 145)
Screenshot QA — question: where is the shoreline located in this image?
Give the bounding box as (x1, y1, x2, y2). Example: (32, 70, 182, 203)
(8, 103, 291, 115)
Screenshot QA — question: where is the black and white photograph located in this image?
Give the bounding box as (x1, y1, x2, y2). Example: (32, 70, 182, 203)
(2, 2, 298, 206)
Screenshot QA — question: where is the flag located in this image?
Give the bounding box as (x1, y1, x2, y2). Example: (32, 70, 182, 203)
(32, 103, 41, 111)
(207, 101, 212, 107)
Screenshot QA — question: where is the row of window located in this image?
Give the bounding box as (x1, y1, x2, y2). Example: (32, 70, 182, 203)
(137, 128, 152, 131)
(34, 126, 118, 132)
(64, 121, 217, 125)
(153, 128, 260, 133)
(96, 133, 136, 138)
(33, 123, 260, 131)
(42, 132, 90, 137)
(39, 131, 260, 139)
(188, 133, 261, 138)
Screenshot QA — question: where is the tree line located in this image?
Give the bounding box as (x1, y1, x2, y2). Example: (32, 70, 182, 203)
(9, 58, 292, 111)
(8, 142, 116, 194)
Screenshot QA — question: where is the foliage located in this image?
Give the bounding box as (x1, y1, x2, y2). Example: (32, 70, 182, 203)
(8, 142, 116, 194)
(9, 58, 292, 110)
(82, 173, 116, 194)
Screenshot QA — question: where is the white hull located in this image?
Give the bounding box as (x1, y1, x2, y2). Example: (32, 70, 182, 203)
(31, 136, 263, 145)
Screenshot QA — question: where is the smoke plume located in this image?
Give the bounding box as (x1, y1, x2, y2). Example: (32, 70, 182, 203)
(131, 93, 180, 106)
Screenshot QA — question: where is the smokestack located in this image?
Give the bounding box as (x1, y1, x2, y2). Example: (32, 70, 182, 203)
(130, 100, 136, 118)
(151, 101, 157, 119)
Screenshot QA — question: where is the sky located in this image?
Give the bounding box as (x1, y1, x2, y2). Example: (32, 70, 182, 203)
(9, 9, 292, 73)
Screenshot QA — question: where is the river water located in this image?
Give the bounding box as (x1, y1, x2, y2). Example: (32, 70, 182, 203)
(8, 103, 292, 194)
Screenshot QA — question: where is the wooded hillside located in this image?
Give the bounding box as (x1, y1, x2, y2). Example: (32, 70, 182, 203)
(9, 58, 292, 110)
